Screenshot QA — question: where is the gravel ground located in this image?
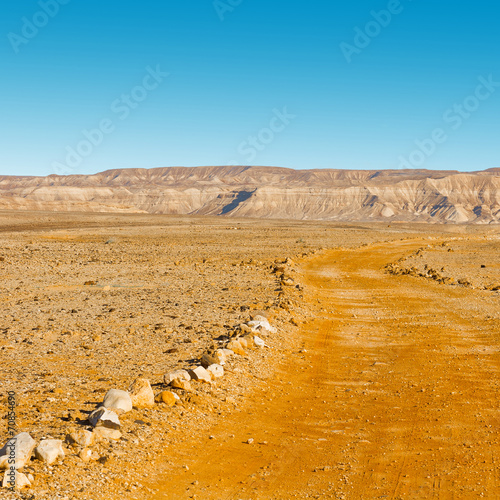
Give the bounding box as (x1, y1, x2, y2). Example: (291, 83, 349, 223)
(385, 236, 500, 290)
(0, 212, 497, 499)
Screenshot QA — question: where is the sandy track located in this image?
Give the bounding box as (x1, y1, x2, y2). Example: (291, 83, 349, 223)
(154, 239, 500, 499)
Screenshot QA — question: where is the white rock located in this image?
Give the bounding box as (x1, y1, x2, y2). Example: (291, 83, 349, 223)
(215, 349, 231, 365)
(79, 448, 92, 462)
(88, 407, 121, 429)
(238, 336, 250, 349)
(247, 318, 276, 333)
(66, 429, 94, 448)
(2, 469, 31, 489)
(239, 323, 253, 334)
(92, 427, 122, 442)
(253, 336, 268, 348)
(171, 379, 193, 392)
(226, 339, 246, 355)
(102, 389, 132, 413)
(164, 369, 191, 385)
(200, 352, 219, 368)
(128, 378, 155, 409)
(206, 364, 224, 379)
(188, 366, 212, 384)
(34, 439, 64, 465)
(0, 432, 36, 470)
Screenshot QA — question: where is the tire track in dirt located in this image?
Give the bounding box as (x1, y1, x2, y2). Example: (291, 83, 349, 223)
(153, 239, 500, 499)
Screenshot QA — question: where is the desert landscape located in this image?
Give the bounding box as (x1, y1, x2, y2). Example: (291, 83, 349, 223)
(4, 0, 500, 497)
(0, 206, 499, 499)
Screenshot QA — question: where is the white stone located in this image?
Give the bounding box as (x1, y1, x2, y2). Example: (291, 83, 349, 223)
(227, 339, 246, 355)
(2, 469, 31, 489)
(128, 378, 155, 409)
(206, 364, 224, 379)
(0, 432, 36, 470)
(238, 336, 250, 349)
(34, 439, 64, 465)
(102, 389, 132, 413)
(66, 429, 94, 448)
(88, 407, 121, 429)
(253, 335, 267, 348)
(200, 352, 219, 368)
(215, 349, 231, 365)
(188, 366, 212, 384)
(79, 448, 92, 462)
(164, 369, 191, 385)
(171, 379, 193, 392)
(247, 318, 276, 333)
(92, 427, 122, 442)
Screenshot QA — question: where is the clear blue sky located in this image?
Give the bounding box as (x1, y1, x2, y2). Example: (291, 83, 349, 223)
(1, 0, 499, 176)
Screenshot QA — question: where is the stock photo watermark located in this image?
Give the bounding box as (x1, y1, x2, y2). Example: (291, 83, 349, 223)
(5, 391, 17, 492)
(213, 0, 243, 21)
(398, 74, 499, 169)
(52, 65, 168, 175)
(7, 0, 70, 54)
(340, 0, 413, 63)
(228, 107, 296, 164)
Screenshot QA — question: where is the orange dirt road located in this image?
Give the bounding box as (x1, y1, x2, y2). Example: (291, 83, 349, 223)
(155, 239, 500, 499)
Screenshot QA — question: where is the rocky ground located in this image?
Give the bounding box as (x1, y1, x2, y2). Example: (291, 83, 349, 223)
(152, 232, 499, 499)
(0, 212, 498, 499)
(385, 237, 500, 290)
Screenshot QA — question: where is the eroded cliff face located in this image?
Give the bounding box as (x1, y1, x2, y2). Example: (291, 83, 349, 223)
(0, 166, 499, 223)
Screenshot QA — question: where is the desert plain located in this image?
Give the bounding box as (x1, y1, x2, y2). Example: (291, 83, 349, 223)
(0, 211, 499, 499)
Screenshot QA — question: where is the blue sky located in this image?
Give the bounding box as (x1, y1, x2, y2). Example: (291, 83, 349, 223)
(1, 0, 499, 176)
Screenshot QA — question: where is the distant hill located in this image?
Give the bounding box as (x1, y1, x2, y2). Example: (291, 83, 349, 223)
(0, 166, 499, 223)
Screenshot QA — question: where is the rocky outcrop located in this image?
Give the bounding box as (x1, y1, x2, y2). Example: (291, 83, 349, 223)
(0, 166, 499, 223)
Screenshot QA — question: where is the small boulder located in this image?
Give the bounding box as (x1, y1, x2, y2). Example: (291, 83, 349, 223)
(206, 364, 224, 379)
(164, 369, 191, 385)
(188, 366, 212, 384)
(227, 339, 246, 356)
(128, 378, 155, 409)
(34, 439, 64, 465)
(171, 379, 193, 392)
(157, 391, 179, 406)
(88, 407, 121, 429)
(200, 352, 219, 368)
(2, 469, 31, 490)
(238, 323, 253, 334)
(102, 389, 132, 413)
(215, 349, 230, 365)
(247, 317, 276, 333)
(79, 448, 92, 462)
(253, 336, 267, 348)
(92, 427, 122, 442)
(238, 336, 250, 349)
(66, 429, 94, 448)
(0, 432, 37, 470)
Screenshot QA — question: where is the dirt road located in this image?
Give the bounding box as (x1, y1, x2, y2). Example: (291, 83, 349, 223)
(154, 239, 500, 499)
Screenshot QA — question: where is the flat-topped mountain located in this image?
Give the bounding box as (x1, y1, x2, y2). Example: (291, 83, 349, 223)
(0, 166, 499, 223)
